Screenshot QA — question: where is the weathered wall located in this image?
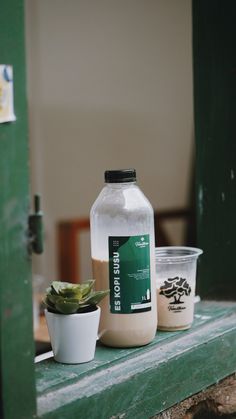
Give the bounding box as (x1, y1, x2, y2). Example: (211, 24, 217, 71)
(25, 0, 193, 284)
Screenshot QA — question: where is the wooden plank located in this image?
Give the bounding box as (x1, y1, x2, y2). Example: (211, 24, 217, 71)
(57, 219, 90, 283)
(36, 302, 236, 418)
(57, 223, 78, 282)
(193, 0, 236, 299)
(0, 1, 36, 418)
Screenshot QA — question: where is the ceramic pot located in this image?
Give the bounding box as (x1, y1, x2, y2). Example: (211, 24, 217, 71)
(45, 306, 100, 364)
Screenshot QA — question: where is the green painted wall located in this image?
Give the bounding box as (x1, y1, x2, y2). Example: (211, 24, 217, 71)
(193, 0, 236, 299)
(0, 1, 36, 418)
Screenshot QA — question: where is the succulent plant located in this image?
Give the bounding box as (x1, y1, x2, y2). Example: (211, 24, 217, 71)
(43, 280, 109, 314)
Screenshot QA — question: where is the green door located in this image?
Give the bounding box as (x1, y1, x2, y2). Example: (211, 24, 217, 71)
(193, 0, 236, 299)
(0, 1, 36, 418)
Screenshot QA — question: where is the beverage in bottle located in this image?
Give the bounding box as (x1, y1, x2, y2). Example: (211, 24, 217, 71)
(90, 169, 157, 347)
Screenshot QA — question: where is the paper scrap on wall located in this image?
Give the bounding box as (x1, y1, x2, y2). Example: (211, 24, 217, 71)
(0, 65, 16, 123)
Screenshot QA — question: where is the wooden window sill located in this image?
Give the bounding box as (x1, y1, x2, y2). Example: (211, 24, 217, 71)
(35, 301, 236, 418)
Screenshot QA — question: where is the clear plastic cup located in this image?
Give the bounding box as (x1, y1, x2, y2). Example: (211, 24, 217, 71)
(155, 246, 203, 331)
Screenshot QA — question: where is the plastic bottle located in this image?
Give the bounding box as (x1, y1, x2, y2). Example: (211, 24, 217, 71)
(90, 169, 157, 347)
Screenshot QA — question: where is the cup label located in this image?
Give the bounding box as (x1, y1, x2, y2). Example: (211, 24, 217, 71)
(108, 235, 151, 314)
(159, 276, 191, 312)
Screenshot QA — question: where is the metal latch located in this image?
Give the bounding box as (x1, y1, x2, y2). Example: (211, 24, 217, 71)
(28, 194, 44, 254)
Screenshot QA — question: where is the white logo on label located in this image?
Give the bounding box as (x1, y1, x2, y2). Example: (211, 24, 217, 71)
(135, 237, 149, 248)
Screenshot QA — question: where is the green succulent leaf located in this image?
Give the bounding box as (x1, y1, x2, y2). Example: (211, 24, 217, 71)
(47, 294, 61, 305)
(59, 287, 82, 299)
(43, 296, 56, 311)
(77, 304, 96, 313)
(44, 279, 109, 315)
(80, 280, 95, 297)
(51, 281, 72, 295)
(46, 286, 53, 295)
(55, 300, 80, 314)
(83, 290, 110, 306)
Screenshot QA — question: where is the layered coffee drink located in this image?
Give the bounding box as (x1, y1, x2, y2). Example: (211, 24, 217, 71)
(93, 258, 157, 347)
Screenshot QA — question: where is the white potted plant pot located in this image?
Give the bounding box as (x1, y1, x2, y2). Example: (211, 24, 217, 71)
(43, 280, 109, 364)
(45, 306, 100, 364)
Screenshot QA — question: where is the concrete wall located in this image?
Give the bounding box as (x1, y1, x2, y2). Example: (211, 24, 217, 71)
(25, 0, 193, 285)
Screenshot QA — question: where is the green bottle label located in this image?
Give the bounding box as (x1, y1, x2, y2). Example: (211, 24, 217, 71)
(109, 234, 151, 314)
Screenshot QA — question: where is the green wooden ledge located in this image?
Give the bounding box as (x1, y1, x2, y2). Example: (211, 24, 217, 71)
(36, 302, 236, 419)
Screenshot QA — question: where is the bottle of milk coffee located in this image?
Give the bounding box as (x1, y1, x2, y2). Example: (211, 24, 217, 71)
(90, 169, 157, 347)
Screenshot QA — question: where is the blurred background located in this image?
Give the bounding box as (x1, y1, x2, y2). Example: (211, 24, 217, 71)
(25, 0, 194, 289)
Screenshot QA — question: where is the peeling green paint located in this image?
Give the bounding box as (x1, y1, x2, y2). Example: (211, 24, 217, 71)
(36, 302, 236, 419)
(0, 1, 36, 418)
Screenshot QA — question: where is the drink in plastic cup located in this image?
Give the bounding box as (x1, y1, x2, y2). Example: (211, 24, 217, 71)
(155, 246, 203, 331)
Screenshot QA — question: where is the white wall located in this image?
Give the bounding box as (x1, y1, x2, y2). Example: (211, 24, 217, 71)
(25, 0, 193, 285)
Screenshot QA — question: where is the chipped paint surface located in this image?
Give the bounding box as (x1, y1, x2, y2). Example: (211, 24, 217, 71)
(0, 2, 36, 418)
(36, 303, 236, 419)
(194, 314, 211, 320)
